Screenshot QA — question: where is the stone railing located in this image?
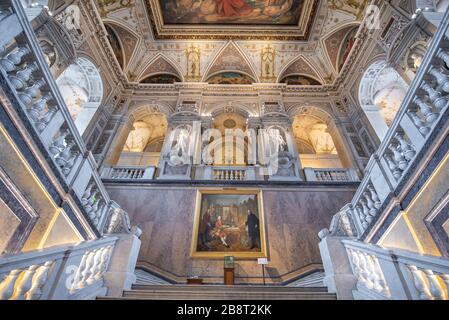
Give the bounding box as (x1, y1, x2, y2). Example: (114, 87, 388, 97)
(0, 237, 117, 300)
(213, 167, 247, 181)
(343, 240, 449, 300)
(101, 166, 156, 180)
(304, 168, 359, 182)
(325, 7, 449, 239)
(0, 0, 125, 234)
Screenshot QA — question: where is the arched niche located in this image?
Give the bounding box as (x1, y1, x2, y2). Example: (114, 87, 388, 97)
(289, 105, 355, 170)
(56, 57, 104, 135)
(292, 114, 343, 169)
(358, 59, 409, 141)
(206, 112, 250, 165)
(118, 112, 168, 167)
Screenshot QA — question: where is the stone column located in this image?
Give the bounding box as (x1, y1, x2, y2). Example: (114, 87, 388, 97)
(104, 115, 134, 166)
(327, 120, 357, 170)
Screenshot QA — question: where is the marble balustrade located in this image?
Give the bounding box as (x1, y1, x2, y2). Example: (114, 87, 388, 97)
(0, 237, 117, 300)
(0, 0, 128, 233)
(101, 166, 156, 180)
(343, 240, 449, 300)
(325, 7, 449, 239)
(304, 168, 359, 182)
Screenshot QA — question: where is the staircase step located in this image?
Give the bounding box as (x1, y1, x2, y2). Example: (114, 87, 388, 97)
(97, 284, 336, 300)
(131, 284, 328, 293)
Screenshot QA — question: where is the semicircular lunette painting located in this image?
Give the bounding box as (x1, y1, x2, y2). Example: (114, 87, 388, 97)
(140, 74, 181, 84)
(159, 0, 304, 25)
(280, 74, 322, 85)
(207, 72, 254, 84)
(105, 24, 124, 70)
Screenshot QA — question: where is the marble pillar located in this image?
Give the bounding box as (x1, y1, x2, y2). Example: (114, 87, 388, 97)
(104, 116, 134, 166)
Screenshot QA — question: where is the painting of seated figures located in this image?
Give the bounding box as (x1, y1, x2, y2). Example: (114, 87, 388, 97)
(191, 189, 267, 259)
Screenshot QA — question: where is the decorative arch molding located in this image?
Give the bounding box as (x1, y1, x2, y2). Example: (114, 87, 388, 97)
(43, 16, 77, 63)
(136, 54, 184, 83)
(286, 104, 336, 125)
(204, 102, 255, 119)
(61, 56, 104, 104)
(202, 41, 259, 83)
(354, 54, 388, 104)
(102, 19, 140, 71)
(321, 22, 361, 73)
(56, 57, 104, 135)
(277, 55, 325, 84)
(385, 20, 415, 63)
(358, 58, 409, 139)
(127, 102, 174, 120)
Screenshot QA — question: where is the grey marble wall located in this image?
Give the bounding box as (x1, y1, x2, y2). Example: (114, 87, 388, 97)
(106, 184, 356, 284)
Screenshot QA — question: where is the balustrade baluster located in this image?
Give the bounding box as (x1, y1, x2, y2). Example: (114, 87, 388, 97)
(0, 269, 21, 300)
(0, 46, 30, 72)
(413, 96, 439, 123)
(356, 205, 368, 230)
(408, 265, 433, 300)
(10, 265, 39, 300)
(25, 261, 53, 300)
(437, 48, 449, 66)
(428, 66, 449, 93)
(95, 247, 112, 280)
(358, 252, 374, 290)
(368, 184, 382, 209)
(395, 133, 416, 161)
(408, 110, 431, 135)
(78, 250, 96, 289)
(86, 250, 103, 285)
(8, 62, 37, 90)
(437, 273, 449, 300)
(420, 81, 448, 110)
(364, 253, 383, 293)
(423, 269, 446, 300)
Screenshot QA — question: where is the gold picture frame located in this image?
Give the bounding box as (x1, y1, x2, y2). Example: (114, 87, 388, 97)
(190, 188, 267, 259)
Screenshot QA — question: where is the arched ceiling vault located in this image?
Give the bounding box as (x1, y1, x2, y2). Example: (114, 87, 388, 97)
(91, 0, 371, 86)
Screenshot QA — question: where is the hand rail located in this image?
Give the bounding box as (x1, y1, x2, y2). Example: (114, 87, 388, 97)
(324, 7, 449, 239)
(0, 0, 130, 235)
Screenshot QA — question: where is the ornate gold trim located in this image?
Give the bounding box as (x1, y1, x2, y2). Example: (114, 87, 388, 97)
(145, 0, 320, 41)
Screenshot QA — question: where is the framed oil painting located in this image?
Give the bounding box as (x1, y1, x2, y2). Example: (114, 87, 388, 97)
(191, 189, 267, 259)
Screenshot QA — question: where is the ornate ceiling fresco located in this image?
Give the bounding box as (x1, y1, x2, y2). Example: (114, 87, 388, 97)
(147, 0, 318, 40)
(91, 0, 371, 86)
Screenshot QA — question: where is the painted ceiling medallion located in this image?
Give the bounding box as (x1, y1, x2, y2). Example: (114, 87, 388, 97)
(146, 0, 320, 40)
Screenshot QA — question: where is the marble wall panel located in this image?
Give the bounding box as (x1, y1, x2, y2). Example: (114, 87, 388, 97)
(106, 185, 355, 284)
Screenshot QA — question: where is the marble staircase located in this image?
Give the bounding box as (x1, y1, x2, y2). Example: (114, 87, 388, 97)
(99, 284, 336, 300)
(287, 271, 325, 287)
(135, 269, 171, 285)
